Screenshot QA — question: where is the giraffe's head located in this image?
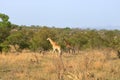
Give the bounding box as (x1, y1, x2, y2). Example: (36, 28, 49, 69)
(47, 38, 50, 40)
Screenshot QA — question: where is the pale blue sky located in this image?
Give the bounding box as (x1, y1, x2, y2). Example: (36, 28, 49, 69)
(1, 0, 120, 29)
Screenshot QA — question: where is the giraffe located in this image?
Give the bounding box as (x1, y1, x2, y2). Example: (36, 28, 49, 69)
(63, 39, 75, 54)
(47, 38, 62, 56)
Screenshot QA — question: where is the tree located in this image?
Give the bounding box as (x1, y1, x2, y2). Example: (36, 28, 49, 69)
(7, 30, 30, 52)
(0, 13, 11, 53)
(29, 27, 55, 52)
(0, 13, 11, 42)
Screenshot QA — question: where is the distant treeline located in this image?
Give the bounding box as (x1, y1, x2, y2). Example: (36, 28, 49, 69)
(0, 13, 120, 53)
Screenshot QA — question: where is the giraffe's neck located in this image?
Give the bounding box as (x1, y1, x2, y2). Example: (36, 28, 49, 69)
(64, 40, 70, 45)
(48, 39, 55, 46)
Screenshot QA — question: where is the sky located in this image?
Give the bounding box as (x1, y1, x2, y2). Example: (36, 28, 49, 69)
(1, 0, 120, 29)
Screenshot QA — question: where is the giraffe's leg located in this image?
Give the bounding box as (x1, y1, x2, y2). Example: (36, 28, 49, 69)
(72, 48, 75, 54)
(56, 48, 62, 56)
(68, 48, 70, 54)
(58, 49, 62, 56)
(66, 48, 69, 53)
(53, 48, 56, 54)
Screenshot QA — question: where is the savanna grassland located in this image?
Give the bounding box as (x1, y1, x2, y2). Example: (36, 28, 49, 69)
(1, 13, 120, 80)
(0, 49, 120, 80)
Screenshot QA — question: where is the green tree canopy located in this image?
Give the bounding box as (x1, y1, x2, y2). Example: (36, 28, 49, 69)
(0, 13, 11, 50)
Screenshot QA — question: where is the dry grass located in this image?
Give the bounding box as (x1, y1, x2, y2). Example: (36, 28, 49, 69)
(0, 49, 120, 80)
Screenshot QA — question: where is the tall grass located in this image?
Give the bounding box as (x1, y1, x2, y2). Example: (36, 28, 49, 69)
(0, 49, 120, 80)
